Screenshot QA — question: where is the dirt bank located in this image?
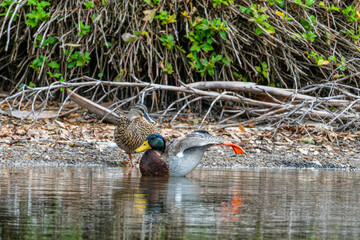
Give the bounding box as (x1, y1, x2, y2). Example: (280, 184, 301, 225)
(1, 139, 359, 170)
(1, 115, 359, 170)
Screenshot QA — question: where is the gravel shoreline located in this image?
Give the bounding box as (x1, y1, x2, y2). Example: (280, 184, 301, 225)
(1, 140, 359, 170)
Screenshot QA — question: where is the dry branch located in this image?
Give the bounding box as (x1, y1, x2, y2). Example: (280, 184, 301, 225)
(1, 76, 359, 130)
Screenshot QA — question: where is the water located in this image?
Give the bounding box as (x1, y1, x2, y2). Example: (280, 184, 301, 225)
(0, 166, 360, 239)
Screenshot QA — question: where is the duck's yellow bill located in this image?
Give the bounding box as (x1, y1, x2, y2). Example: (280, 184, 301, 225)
(222, 142, 246, 155)
(135, 140, 151, 153)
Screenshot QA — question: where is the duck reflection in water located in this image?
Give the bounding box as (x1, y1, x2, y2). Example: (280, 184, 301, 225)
(138, 177, 202, 239)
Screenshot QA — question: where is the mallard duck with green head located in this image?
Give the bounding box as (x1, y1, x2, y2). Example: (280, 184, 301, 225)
(114, 104, 156, 167)
(135, 130, 246, 177)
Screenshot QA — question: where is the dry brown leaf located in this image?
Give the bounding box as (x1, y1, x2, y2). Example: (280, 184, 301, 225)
(55, 120, 66, 129)
(238, 124, 245, 132)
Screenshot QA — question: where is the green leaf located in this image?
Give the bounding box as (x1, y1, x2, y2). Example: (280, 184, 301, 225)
(27, 0, 37, 5)
(213, 55, 223, 61)
(239, 5, 252, 14)
(39, 1, 50, 8)
(219, 31, 227, 40)
(255, 27, 263, 35)
(304, 0, 315, 7)
(98, 73, 104, 77)
(265, 26, 275, 34)
(83, 1, 94, 9)
(208, 68, 215, 76)
(301, 138, 315, 144)
(26, 18, 38, 28)
(47, 61, 60, 69)
(190, 44, 201, 52)
(201, 43, 214, 53)
(68, 62, 75, 68)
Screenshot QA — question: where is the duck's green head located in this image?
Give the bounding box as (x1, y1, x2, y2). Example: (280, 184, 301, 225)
(135, 133, 166, 154)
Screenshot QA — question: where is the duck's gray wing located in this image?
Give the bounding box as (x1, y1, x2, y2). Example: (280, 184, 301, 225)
(164, 131, 227, 177)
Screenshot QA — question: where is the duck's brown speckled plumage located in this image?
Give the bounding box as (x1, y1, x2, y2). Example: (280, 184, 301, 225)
(114, 104, 155, 166)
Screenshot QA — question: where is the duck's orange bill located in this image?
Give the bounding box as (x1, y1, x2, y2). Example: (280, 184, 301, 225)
(222, 142, 246, 155)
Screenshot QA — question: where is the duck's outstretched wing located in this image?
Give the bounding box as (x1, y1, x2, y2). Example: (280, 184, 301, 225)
(169, 131, 230, 155)
(167, 130, 246, 158)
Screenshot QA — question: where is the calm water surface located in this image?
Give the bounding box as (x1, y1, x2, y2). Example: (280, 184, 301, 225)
(0, 166, 359, 239)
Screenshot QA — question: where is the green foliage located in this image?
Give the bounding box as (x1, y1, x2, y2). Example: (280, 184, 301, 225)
(233, 72, 248, 82)
(308, 51, 329, 65)
(83, 1, 94, 9)
(294, 0, 315, 7)
(30, 55, 45, 72)
(266, 0, 284, 7)
(319, 2, 341, 12)
(176, 45, 186, 53)
(292, 15, 317, 42)
(155, 11, 176, 25)
(212, 0, 233, 8)
(34, 35, 56, 48)
(188, 53, 224, 77)
(76, 21, 91, 37)
(240, 4, 275, 35)
(162, 61, 173, 74)
(25, 0, 50, 28)
(342, 5, 360, 23)
(30, 55, 60, 72)
(0, 0, 19, 21)
(159, 34, 175, 50)
(302, 30, 317, 42)
(255, 61, 270, 80)
(184, 17, 229, 77)
(341, 28, 360, 43)
(144, 0, 160, 7)
(328, 55, 346, 71)
(300, 15, 316, 30)
(67, 51, 91, 68)
(187, 17, 228, 53)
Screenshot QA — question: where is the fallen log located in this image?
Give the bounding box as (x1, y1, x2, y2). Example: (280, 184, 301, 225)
(66, 89, 120, 124)
(187, 81, 360, 109)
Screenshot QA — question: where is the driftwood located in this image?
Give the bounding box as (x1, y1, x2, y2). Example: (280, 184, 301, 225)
(67, 89, 120, 125)
(187, 82, 360, 110)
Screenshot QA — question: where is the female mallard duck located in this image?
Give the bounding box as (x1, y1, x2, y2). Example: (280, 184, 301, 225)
(135, 130, 246, 177)
(114, 104, 156, 167)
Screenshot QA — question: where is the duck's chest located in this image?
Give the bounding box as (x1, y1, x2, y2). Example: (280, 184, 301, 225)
(140, 150, 169, 177)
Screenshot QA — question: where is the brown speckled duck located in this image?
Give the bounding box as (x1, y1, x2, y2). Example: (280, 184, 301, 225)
(135, 130, 246, 177)
(114, 104, 155, 167)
